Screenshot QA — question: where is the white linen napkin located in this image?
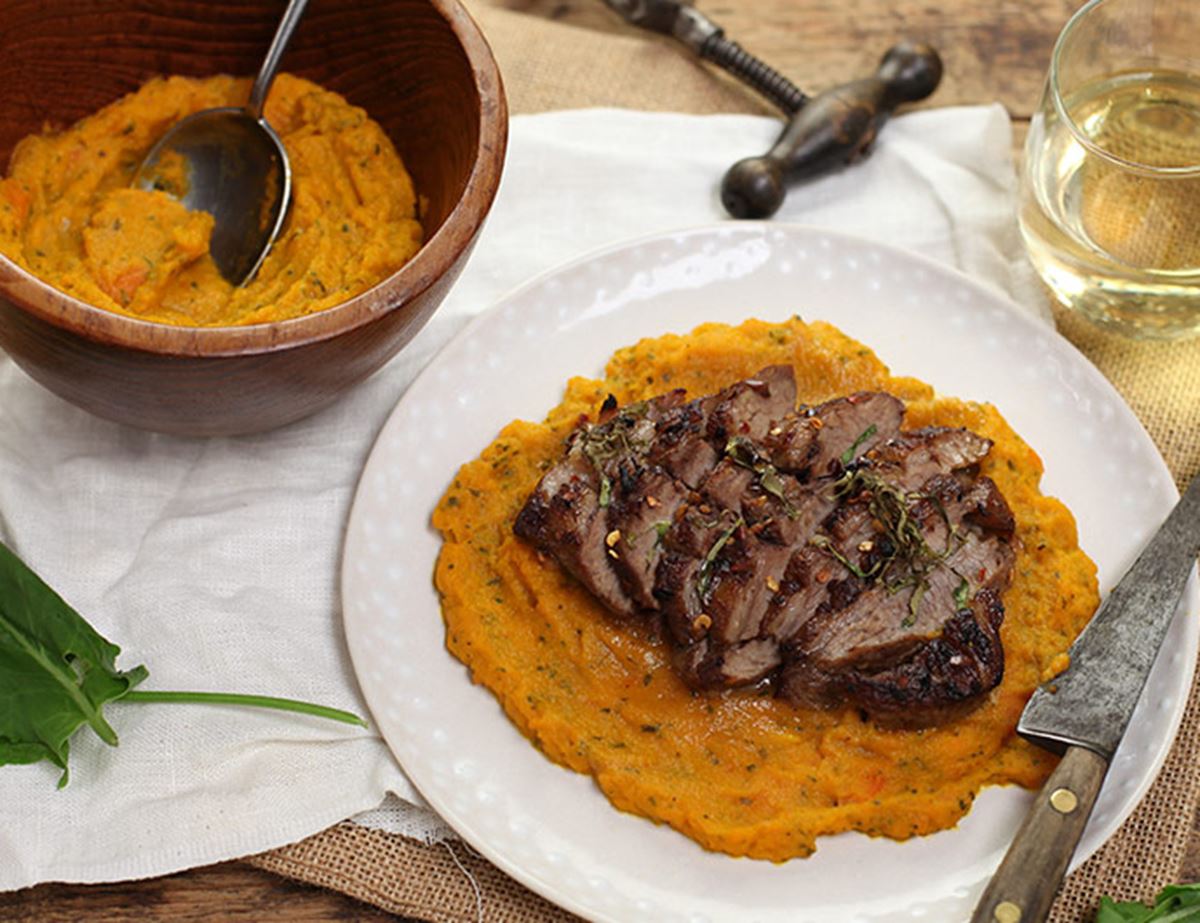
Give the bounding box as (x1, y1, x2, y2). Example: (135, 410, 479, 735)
(0, 104, 1046, 890)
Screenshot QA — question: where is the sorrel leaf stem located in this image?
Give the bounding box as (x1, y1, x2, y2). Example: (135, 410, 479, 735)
(122, 690, 367, 727)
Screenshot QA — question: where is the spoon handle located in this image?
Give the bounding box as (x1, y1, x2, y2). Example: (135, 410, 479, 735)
(247, 0, 311, 119)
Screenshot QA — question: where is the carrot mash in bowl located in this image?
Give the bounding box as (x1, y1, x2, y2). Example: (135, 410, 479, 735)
(0, 73, 422, 327)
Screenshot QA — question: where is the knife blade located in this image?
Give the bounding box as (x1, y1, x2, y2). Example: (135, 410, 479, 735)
(1019, 473, 1200, 757)
(972, 473, 1200, 923)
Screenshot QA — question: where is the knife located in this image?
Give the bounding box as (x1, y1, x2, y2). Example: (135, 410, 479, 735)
(971, 473, 1200, 923)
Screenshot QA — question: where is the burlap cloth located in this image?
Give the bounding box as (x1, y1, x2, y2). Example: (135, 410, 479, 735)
(1079, 100, 1200, 272)
(249, 4, 1200, 920)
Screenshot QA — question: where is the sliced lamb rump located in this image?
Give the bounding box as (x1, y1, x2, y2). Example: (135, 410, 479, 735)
(515, 366, 798, 619)
(514, 366, 1018, 726)
(867, 426, 994, 487)
(661, 394, 911, 689)
(787, 531, 1014, 680)
(675, 636, 782, 688)
(706, 365, 799, 444)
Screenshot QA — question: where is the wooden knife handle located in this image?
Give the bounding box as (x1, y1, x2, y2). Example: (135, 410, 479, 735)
(970, 745, 1109, 923)
(720, 41, 942, 219)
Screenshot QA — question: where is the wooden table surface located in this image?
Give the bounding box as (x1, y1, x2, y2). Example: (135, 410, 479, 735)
(8, 0, 1200, 919)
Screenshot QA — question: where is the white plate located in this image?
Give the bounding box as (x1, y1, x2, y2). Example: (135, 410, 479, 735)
(342, 225, 1198, 923)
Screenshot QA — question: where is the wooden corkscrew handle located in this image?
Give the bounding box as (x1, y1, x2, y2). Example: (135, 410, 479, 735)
(720, 42, 943, 219)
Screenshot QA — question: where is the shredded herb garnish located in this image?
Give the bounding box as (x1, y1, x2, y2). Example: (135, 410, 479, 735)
(810, 468, 965, 625)
(597, 475, 612, 508)
(696, 514, 744, 600)
(808, 534, 874, 579)
(579, 401, 654, 508)
(953, 577, 971, 610)
(839, 423, 879, 466)
(724, 437, 797, 517)
(903, 582, 927, 627)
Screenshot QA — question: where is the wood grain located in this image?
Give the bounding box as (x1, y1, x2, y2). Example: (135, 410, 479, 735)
(6, 863, 409, 922)
(500, 0, 1074, 117)
(5, 0, 1198, 920)
(971, 746, 1111, 923)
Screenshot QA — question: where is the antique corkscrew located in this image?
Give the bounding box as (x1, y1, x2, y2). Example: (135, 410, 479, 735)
(602, 0, 943, 218)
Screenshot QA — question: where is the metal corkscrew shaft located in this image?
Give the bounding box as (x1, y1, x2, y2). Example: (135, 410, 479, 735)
(697, 33, 807, 113)
(602, 0, 807, 113)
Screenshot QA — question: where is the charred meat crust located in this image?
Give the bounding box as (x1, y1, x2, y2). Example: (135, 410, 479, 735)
(514, 368, 1017, 725)
(765, 391, 904, 480)
(782, 587, 1009, 726)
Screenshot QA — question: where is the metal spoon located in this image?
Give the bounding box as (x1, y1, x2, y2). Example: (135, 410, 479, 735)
(133, 0, 309, 286)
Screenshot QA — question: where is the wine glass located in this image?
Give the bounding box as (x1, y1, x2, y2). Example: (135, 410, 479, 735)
(1019, 0, 1200, 340)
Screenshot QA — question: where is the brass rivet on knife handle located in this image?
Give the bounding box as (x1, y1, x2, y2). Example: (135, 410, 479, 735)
(1049, 788, 1078, 814)
(969, 745, 1109, 923)
(720, 42, 943, 219)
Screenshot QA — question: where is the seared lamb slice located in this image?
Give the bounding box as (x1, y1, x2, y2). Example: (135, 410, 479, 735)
(790, 468, 1015, 670)
(780, 507, 1015, 718)
(961, 475, 1016, 538)
(781, 581, 1009, 722)
(666, 455, 831, 688)
(655, 505, 741, 644)
(595, 387, 689, 427)
(668, 522, 792, 688)
(717, 437, 828, 545)
(648, 365, 797, 489)
(705, 365, 798, 445)
(775, 433, 1017, 719)
(730, 471, 848, 643)
(647, 399, 721, 488)
(752, 483, 886, 647)
(758, 546, 832, 642)
(605, 466, 688, 610)
(699, 457, 757, 513)
(514, 447, 639, 617)
(870, 427, 993, 487)
(765, 392, 904, 479)
(699, 527, 794, 645)
(658, 454, 798, 645)
(660, 446, 818, 690)
(675, 636, 782, 688)
(793, 531, 1015, 676)
(833, 587, 1008, 722)
(657, 503, 789, 646)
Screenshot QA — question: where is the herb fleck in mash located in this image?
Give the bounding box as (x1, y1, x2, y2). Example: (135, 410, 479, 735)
(0, 74, 422, 326)
(433, 317, 1099, 861)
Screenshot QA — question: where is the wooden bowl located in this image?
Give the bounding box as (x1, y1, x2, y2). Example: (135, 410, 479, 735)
(0, 0, 507, 435)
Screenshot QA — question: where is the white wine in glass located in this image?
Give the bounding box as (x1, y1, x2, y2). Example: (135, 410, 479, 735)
(1019, 0, 1200, 340)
